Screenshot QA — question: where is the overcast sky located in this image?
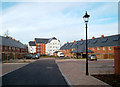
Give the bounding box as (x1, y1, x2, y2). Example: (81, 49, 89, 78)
(1, 1, 119, 45)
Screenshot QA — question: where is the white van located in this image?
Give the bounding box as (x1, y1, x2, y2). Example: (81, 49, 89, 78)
(57, 52, 64, 57)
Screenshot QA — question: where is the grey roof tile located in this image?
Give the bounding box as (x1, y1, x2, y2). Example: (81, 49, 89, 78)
(1, 36, 26, 49)
(60, 34, 120, 53)
(29, 41, 36, 46)
(35, 38, 49, 44)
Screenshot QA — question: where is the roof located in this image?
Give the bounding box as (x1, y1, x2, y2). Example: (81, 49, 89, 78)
(35, 37, 60, 44)
(29, 41, 36, 46)
(35, 38, 49, 44)
(1, 36, 26, 49)
(48, 37, 58, 43)
(60, 34, 120, 51)
(54, 51, 60, 53)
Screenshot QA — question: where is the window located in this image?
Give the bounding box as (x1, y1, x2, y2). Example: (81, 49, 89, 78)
(92, 40, 97, 43)
(87, 40, 90, 44)
(103, 47, 105, 50)
(9, 47, 11, 50)
(5, 47, 7, 50)
(93, 47, 95, 50)
(97, 47, 100, 50)
(113, 36, 119, 41)
(69, 43, 73, 47)
(80, 41, 84, 45)
(102, 38, 108, 43)
(85, 40, 90, 44)
(108, 47, 111, 50)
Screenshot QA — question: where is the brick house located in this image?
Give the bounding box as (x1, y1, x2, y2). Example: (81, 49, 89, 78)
(1, 36, 28, 60)
(60, 34, 120, 59)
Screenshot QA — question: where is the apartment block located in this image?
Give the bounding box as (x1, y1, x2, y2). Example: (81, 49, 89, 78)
(28, 37, 61, 55)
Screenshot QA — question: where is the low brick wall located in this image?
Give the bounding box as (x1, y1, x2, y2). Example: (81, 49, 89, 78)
(114, 46, 120, 75)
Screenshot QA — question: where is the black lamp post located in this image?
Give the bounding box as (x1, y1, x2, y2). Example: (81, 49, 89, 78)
(77, 41, 78, 59)
(83, 11, 90, 75)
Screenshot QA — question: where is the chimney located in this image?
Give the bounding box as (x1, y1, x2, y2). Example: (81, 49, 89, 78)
(18, 40, 20, 42)
(81, 39, 83, 41)
(6, 36, 9, 38)
(74, 40, 76, 43)
(92, 36, 95, 39)
(101, 35, 104, 38)
(13, 38, 15, 40)
(67, 42, 69, 44)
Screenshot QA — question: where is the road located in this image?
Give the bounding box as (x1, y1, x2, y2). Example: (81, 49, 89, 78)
(2, 58, 69, 87)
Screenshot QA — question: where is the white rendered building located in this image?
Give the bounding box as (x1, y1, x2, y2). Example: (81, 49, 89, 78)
(45, 37, 61, 55)
(28, 41, 36, 53)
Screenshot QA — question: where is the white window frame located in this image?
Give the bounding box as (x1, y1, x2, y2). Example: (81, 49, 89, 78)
(103, 47, 105, 50)
(97, 47, 100, 50)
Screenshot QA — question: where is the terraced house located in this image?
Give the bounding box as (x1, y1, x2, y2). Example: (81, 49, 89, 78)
(1, 36, 28, 60)
(60, 34, 120, 59)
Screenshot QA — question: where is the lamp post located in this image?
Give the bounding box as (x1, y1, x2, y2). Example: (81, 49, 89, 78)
(77, 41, 78, 59)
(83, 11, 90, 75)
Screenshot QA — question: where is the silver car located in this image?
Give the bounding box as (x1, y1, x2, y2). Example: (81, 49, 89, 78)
(32, 54, 40, 59)
(88, 54, 97, 61)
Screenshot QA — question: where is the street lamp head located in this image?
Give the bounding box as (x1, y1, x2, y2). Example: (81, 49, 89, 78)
(83, 11, 90, 24)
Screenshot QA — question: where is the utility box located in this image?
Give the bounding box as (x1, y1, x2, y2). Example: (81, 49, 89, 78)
(114, 46, 120, 75)
(7, 55, 10, 60)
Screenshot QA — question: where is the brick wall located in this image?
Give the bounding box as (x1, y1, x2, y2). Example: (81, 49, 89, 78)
(2, 45, 27, 60)
(36, 43, 46, 55)
(114, 46, 120, 75)
(89, 46, 115, 59)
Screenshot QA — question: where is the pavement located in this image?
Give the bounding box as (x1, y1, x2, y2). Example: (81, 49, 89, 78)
(2, 63, 28, 76)
(1, 58, 69, 87)
(56, 59, 113, 87)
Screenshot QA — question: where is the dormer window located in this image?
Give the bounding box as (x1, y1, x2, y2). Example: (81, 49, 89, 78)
(113, 36, 119, 41)
(102, 38, 108, 43)
(92, 39, 97, 44)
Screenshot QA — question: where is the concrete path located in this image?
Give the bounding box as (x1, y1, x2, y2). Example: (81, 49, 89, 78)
(2, 58, 69, 87)
(2, 63, 28, 76)
(56, 59, 112, 87)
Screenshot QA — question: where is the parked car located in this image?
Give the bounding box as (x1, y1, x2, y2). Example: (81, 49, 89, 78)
(57, 52, 64, 57)
(40, 54, 47, 56)
(32, 54, 40, 59)
(88, 54, 97, 61)
(24, 54, 33, 59)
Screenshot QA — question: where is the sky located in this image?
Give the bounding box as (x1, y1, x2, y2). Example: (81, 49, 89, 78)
(1, 1, 119, 45)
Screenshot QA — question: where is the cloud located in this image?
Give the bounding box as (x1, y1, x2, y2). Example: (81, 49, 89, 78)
(1, 2, 118, 45)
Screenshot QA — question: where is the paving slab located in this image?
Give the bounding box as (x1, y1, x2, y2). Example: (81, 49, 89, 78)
(56, 59, 112, 86)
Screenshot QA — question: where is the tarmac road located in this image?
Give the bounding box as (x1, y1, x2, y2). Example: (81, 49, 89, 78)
(2, 58, 69, 87)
